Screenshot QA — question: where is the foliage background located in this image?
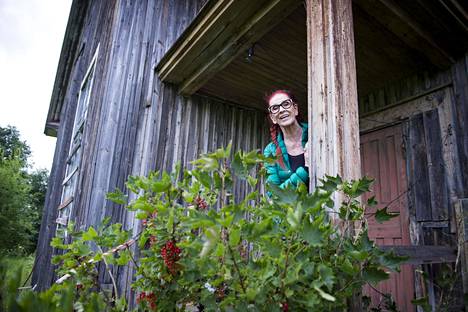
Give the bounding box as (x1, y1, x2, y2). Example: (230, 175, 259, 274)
(0, 125, 49, 257)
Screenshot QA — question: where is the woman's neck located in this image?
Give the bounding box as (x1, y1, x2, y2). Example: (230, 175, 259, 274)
(280, 121, 302, 142)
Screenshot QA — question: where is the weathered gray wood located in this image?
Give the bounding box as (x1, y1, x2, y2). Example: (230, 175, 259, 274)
(355, 0, 453, 69)
(379, 245, 457, 264)
(33, 0, 119, 291)
(455, 199, 468, 300)
(306, 0, 361, 192)
(438, 88, 464, 233)
(451, 56, 468, 197)
(156, 0, 301, 95)
(423, 109, 448, 221)
(359, 87, 449, 133)
(408, 114, 432, 221)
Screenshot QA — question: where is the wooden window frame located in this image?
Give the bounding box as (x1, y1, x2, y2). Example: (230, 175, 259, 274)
(56, 45, 99, 231)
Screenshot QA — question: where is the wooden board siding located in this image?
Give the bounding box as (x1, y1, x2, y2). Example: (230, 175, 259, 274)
(359, 61, 467, 307)
(32, 0, 118, 290)
(406, 110, 452, 223)
(34, 0, 205, 290)
(359, 69, 452, 117)
(34, 0, 269, 294)
(451, 55, 468, 198)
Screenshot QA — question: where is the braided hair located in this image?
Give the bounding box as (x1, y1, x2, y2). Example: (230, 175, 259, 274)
(265, 90, 304, 169)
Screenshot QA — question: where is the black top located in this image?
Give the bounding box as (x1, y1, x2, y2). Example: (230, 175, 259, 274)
(288, 153, 305, 172)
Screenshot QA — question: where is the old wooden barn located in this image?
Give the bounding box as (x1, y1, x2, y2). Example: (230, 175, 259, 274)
(34, 0, 468, 310)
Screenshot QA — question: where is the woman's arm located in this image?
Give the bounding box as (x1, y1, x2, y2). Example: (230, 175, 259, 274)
(264, 143, 309, 189)
(278, 166, 308, 189)
(263, 143, 281, 185)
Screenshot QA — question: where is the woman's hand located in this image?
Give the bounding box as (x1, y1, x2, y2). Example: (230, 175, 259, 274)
(304, 142, 310, 168)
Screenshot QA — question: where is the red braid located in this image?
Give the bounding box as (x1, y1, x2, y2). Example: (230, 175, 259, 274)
(269, 124, 286, 169)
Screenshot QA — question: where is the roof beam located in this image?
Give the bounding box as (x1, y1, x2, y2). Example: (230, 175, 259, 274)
(156, 0, 302, 95)
(355, 0, 455, 69)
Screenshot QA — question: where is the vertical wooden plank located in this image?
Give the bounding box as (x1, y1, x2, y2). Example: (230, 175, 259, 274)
(408, 114, 432, 221)
(438, 88, 464, 233)
(423, 109, 448, 221)
(451, 56, 468, 197)
(455, 199, 468, 305)
(306, 2, 361, 309)
(306, 0, 361, 196)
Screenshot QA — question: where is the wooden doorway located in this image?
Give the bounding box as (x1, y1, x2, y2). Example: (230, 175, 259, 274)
(360, 124, 415, 311)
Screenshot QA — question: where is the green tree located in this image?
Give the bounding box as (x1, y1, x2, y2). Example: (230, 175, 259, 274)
(0, 155, 34, 254)
(0, 125, 49, 255)
(0, 126, 31, 166)
(27, 168, 49, 250)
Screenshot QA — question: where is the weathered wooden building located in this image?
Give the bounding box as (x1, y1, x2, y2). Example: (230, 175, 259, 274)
(34, 0, 468, 310)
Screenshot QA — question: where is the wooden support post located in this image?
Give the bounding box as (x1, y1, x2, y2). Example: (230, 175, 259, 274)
(306, 0, 361, 198)
(455, 199, 468, 307)
(306, 1, 361, 310)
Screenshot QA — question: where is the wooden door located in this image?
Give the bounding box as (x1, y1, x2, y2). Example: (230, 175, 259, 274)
(360, 124, 415, 311)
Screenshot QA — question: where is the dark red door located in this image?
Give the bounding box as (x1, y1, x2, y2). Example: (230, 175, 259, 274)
(360, 124, 414, 311)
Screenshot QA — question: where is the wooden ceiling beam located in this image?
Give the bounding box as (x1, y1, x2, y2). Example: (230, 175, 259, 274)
(355, 0, 455, 69)
(155, 0, 302, 96)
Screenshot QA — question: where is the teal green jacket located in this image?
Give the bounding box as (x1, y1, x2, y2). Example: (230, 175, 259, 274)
(263, 123, 309, 189)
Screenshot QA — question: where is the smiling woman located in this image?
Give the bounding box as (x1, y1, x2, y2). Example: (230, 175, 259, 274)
(263, 90, 309, 189)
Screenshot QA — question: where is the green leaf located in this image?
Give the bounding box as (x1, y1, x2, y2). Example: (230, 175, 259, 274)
(286, 208, 300, 229)
(253, 218, 272, 236)
(125, 175, 139, 193)
(318, 264, 334, 290)
(367, 196, 377, 207)
(268, 183, 298, 204)
(214, 242, 225, 257)
(247, 176, 257, 188)
(360, 229, 374, 251)
(411, 297, 431, 312)
(193, 171, 212, 188)
(379, 250, 409, 272)
(106, 188, 127, 205)
(229, 228, 241, 246)
(82, 226, 98, 241)
(363, 267, 389, 284)
(231, 152, 246, 178)
(246, 288, 258, 301)
(192, 156, 218, 172)
(349, 176, 374, 197)
(319, 176, 340, 192)
(151, 180, 171, 193)
(166, 209, 174, 233)
(51, 237, 66, 249)
(349, 250, 369, 261)
(302, 218, 323, 246)
(341, 258, 355, 275)
(116, 250, 131, 265)
(375, 207, 399, 223)
(132, 198, 154, 213)
(76, 242, 91, 255)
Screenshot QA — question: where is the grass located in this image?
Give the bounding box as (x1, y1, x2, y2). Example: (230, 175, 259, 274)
(0, 254, 35, 288)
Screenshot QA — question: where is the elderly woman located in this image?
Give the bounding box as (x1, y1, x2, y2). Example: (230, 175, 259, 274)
(263, 90, 309, 189)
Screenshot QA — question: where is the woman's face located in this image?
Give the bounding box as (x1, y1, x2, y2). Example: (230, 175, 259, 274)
(268, 92, 298, 127)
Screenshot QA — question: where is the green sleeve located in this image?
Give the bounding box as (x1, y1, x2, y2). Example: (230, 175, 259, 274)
(279, 166, 309, 189)
(263, 144, 281, 185)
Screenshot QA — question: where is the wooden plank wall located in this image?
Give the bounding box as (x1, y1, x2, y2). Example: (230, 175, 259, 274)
(451, 55, 468, 198)
(359, 69, 452, 117)
(32, 0, 117, 290)
(34, 0, 269, 294)
(360, 55, 468, 308)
